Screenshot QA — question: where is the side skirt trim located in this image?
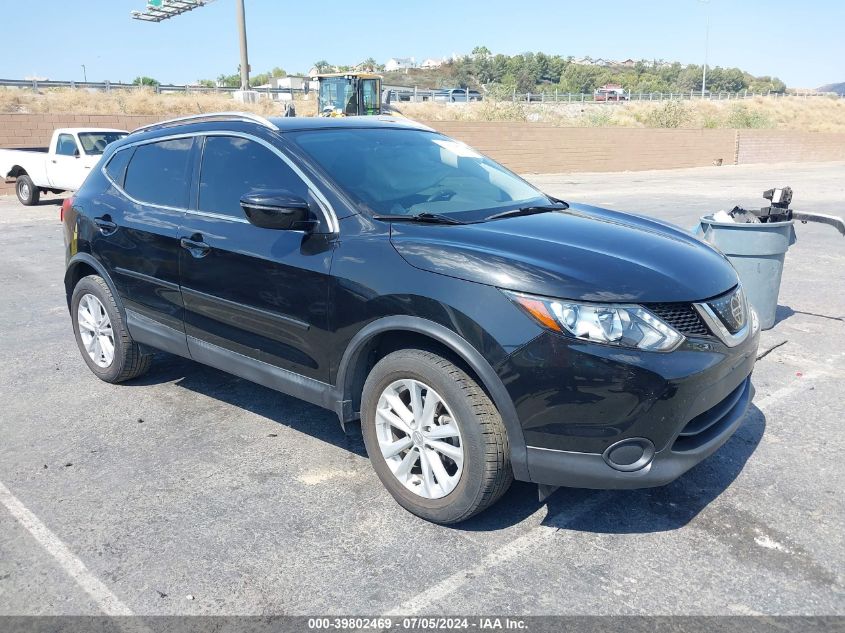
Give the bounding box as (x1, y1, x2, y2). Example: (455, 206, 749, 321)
(187, 335, 336, 410)
(126, 309, 190, 358)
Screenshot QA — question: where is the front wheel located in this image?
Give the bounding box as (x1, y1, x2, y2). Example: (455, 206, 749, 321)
(16, 175, 40, 206)
(361, 349, 512, 524)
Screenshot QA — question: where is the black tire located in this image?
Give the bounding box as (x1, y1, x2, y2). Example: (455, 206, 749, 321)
(15, 175, 40, 206)
(361, 349, 512, 524)
(70, 275, 152, 383)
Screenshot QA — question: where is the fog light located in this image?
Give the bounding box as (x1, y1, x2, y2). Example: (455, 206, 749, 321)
(602, 438, 655, 472)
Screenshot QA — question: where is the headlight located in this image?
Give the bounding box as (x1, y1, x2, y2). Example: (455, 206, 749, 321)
(505, 291, 684, 352)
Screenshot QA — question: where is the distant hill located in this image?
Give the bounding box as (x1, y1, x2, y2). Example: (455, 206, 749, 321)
(818, 82, 845, 95)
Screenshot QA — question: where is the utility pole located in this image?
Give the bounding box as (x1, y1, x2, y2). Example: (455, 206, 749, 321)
(700, 0, 710, 97)
(236, 0, 250, 90)
(81, 64, 87, 82)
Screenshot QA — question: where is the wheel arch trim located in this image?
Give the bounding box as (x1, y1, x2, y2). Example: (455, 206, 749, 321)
(335, 315, 529, 481)
(64, 253, 123, 318)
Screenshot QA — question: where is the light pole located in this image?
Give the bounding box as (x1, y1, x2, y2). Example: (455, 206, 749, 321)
(700, 0, 710, 97)
(130, 1, 250, 92)
(235, 0, 250, 90)
(81, 64, 87, 82)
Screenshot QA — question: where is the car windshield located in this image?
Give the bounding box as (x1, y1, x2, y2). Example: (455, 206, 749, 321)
(288, 128, 550, 220)
(78, 132, 127, 156)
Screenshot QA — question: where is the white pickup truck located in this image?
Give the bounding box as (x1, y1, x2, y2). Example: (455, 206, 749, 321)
(1, 128, 127, 205)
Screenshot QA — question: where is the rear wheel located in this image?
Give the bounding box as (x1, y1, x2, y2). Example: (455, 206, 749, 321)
(361, 349, 512, 524)
(71, 275, 152, 383)
(16, 175, 39, 206)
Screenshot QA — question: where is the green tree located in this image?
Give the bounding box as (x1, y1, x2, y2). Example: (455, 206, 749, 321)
(676, 65, 702, 92)
(313, 60, 331, 73)
(216, 73, 241, 88)
(558, 64, 606, 94)
(132, 76, 159, 87)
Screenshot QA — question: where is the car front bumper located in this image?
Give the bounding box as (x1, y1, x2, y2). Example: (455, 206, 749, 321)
(525, 377, 754, 488)
(498, 327, 759, 489)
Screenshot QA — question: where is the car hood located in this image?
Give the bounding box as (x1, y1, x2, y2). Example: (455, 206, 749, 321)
(389, 203, 738, 303)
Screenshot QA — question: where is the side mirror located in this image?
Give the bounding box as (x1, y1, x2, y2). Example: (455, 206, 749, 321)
(73, 148, 81, 158)
(240, 190, 316, 231)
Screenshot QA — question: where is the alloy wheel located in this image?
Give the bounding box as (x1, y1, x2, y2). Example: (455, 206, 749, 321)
(77, 294, 115, 368)
(375, 379, 464, 499)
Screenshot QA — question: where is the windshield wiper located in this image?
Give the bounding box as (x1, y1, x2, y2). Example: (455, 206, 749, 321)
(485, 201, 569, 222)
(372, 212, 466, 225)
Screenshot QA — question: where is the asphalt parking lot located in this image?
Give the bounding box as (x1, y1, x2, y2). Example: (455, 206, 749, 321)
(0, 161, 843, 616)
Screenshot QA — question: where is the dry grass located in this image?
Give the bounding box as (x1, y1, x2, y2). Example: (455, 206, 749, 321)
(0, 87, 318, 117)
(2, 88, 844, 132)
(396, 96, 845, 132)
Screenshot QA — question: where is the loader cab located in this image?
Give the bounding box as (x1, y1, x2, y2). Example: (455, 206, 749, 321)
(316, 73, 382, 117)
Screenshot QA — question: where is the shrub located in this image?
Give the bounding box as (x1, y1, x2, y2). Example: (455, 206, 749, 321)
(727, 104, 772, 128)
(644, 100, 690, 128)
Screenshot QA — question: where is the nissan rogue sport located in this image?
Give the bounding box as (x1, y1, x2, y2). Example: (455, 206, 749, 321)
(62, 113, 760, 524)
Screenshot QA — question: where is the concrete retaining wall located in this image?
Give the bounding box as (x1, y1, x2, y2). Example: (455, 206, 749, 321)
(2, 113, 844, 195)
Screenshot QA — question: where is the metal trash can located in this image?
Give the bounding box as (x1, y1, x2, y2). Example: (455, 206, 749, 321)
(693, 215, 797, 330)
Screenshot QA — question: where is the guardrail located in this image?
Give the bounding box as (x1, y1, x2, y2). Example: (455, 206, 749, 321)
(0, 78, 305, 97)
(387, 87, 844, 104)
(2, 78, 842, 105)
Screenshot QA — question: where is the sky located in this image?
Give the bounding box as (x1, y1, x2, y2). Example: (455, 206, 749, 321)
(1, 0, 842, 89)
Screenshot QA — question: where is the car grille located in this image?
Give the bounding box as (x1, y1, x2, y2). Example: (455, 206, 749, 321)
(706, 286, 747, 334)
(646, 303, 711, 337)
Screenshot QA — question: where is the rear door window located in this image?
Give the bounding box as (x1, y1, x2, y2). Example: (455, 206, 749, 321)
(198, 135, 307, 218)
(123, 138, 193, 208)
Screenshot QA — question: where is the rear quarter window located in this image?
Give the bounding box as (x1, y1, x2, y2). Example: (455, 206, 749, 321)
(123, 138, 194, 208)
(104, 148, 133, 188)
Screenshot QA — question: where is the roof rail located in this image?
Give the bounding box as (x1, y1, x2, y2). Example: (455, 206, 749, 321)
(132, 112, 279, 134)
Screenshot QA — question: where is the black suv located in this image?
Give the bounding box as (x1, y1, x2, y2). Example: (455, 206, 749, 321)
(63, 113, 760, 524)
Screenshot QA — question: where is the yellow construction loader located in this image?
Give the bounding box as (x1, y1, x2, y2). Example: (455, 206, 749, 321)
(315, 72, 389, 117)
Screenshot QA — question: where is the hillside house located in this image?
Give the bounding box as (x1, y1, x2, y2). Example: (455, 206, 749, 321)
(420, 58, 444, 69)
(385, 57, 415, 72)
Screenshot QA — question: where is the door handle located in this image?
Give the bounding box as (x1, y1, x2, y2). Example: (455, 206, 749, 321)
(94, 216, 118, 235)
(180, 237, 211, 258)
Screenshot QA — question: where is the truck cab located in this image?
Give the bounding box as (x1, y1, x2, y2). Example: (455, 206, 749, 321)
(315, 73, 382, 117)
(1, 128, 127, 205)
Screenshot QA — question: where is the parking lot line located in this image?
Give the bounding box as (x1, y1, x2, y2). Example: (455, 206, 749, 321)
(0, 480, 134, 616)
(386, 492, 610, 615)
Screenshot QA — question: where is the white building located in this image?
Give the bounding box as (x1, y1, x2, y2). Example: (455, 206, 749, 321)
(420, 58, 444, 70)
(272, 76, 306, 91)
(385, 57, 415, 72)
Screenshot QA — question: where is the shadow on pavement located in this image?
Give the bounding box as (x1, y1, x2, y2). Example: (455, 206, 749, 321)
(127, 352, 764, 534)
(775, 304, 795, 325)
(459, 404, 765, 534)
(126, 352, 366, 457)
